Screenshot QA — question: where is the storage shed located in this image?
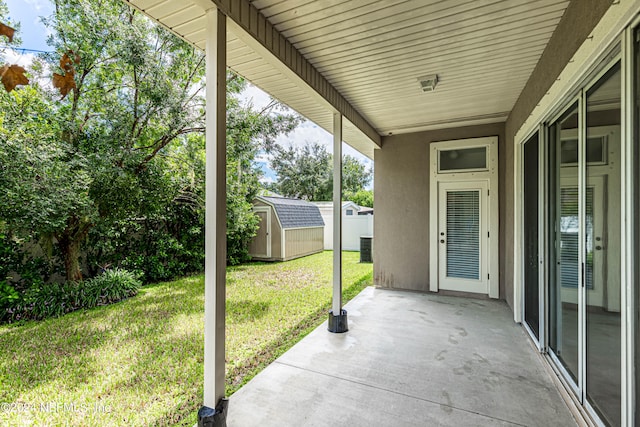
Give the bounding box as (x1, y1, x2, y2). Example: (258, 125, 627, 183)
(249, 196, 325, 261)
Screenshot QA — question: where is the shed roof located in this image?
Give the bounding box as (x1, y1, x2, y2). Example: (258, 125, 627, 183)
(257, 196, 325, 229)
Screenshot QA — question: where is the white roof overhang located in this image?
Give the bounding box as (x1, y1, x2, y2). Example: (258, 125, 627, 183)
(123, 0, 570, 159)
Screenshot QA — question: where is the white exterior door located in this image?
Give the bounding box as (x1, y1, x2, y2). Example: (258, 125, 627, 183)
(437, 180, 490, 294)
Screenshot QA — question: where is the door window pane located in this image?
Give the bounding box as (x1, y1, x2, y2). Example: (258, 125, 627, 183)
(560, 137, 607, 165)
(559, 188, 594, 290)
(585, 62, 621, 427)
(439, 147, 487, 171)
(446, 190, 480, 280)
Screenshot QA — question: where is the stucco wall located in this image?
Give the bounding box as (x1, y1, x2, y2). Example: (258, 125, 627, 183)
(374, 123, 505, 294)
(503, 0, 612, 310)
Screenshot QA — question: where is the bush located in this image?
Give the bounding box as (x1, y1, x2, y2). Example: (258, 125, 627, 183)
(2, 268, 141, 323)
(0, 281, 20, 312)
(84, 268, 142, 305)
(87, 207, 205, 284)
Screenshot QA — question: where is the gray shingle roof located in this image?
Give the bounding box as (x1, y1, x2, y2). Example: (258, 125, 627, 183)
(258, 196, 325, 229)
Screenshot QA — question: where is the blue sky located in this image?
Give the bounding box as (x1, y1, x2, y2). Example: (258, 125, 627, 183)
(5, 0, 52, 52)
(3, 0, 373, 187)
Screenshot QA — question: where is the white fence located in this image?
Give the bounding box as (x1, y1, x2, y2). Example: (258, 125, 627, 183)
(322, 214, 373, 251)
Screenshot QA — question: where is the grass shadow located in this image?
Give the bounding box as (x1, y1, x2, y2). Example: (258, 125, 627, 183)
(224, 271, 373, 396)
(226, 300, 270, 322)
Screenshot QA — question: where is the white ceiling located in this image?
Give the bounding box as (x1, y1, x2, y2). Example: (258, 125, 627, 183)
(125, 0, 570, 158)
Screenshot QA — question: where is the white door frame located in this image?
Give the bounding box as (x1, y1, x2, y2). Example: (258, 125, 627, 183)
(429, 136, 499, 298)
(437, 180, 490, 294)
(253, 206, 271, 258)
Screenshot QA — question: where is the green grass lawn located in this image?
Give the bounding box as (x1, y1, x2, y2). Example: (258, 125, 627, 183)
(0, 251, 372, 426)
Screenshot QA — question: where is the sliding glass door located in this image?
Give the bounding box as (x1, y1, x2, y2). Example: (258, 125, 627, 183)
(585, 63, 621, 427)
(545, 60, 621, 425)
(548, 102, 580, 384)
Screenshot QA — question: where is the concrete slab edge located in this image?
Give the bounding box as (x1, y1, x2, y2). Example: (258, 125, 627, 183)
(523, 331, 596, 427)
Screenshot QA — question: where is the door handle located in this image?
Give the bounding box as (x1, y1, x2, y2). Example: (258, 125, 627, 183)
(440, 239, 445, 244)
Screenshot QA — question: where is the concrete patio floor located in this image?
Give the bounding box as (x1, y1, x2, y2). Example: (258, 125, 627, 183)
(227, 287, 576, 426)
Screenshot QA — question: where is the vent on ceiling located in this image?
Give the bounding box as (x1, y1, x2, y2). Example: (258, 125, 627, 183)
(417, 74, 438, 92)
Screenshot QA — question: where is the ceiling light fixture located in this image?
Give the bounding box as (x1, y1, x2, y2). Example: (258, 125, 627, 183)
(417, 74, 438, 92)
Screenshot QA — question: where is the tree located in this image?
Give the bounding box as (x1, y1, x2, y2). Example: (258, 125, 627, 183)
(42, 0, 209, 281)
(225, 78, 299, 263)
(347, 189, 374, 208)
(269, 142, 332, 200)
(269, 142, 372, 201)
(0, 0, 299, 281)
(342, 155, 372, 196)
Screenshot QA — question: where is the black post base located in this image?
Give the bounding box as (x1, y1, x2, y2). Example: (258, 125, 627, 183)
(328, 309, 348, 333)
(198, 398, 228, 427)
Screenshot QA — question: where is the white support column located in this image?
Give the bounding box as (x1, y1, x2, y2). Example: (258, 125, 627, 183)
(332, 112, 342, 315)
(328, 112, 348, 333)
(200, 5, 228, 425)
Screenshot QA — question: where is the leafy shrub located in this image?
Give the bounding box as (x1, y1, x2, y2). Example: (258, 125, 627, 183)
(15, 282, 76, 320)
(84, 268, 142, 305)
(118, 228, 203, 283)
(2, 268, 141, 323)
(87, 205, 205, 283)
(0, 281, 20, 312)
(226, 186, 259, 266)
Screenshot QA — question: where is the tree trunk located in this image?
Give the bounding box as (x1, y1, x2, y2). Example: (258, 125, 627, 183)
(58, 234, 83, 282)
(57, 217, 91, 282)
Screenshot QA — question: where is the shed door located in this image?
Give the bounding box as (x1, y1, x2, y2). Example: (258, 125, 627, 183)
(250, 207, 271, 258)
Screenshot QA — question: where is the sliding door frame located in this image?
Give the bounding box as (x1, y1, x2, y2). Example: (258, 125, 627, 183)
(518, 125, 547, 352)
(621, 19, 638, 427)
(516, 37, 631, 426)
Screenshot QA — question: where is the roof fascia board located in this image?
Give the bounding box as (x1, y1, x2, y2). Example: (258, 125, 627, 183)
(210, 0, 381, 148)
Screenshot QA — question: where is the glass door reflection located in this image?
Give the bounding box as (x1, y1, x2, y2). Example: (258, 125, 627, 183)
(548, 102, 580, 384)
(585, 63, 621, 427)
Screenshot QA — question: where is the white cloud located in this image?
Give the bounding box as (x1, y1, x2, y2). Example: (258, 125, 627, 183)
(276, 121, 331, 150)
(239, 84, 274, 110)
(259, 176, 276, 184)
(237, 81, 372, 166)
(276, 120, 372, 166)
(3, 50, 36, 67)
(254, 152, 271, 163)
(23, 0, 50, 11)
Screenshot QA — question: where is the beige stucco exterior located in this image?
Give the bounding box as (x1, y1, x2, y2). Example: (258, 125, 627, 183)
(374, 123, 505, 294)
(502, 0, 612, 309)
(373, 0, 612, 309)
